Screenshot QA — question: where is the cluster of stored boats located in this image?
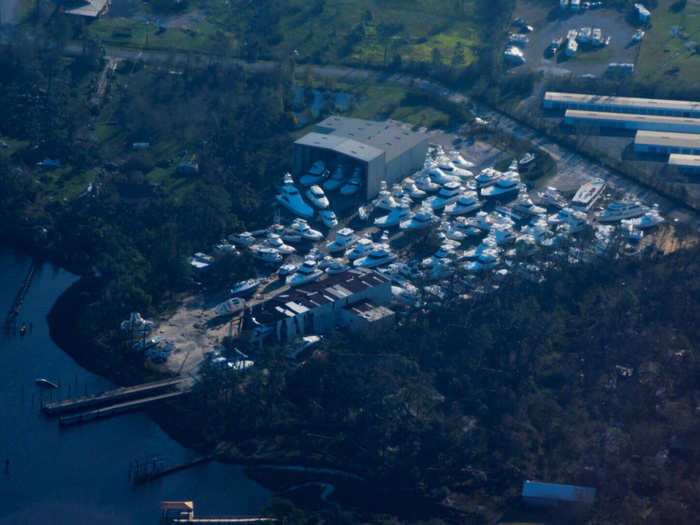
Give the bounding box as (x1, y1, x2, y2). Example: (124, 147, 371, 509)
(210, 146, 665, 313)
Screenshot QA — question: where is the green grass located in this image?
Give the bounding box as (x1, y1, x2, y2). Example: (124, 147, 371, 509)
(635, 0, 700, 89)
(89, 0, 483, 67)
(567, 46, 615, 64)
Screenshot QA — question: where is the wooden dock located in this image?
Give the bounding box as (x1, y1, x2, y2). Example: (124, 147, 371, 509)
(134, 453, 222, 484)
(59, 390, 186, 426)
(43, 377, 186, 416)
(5, 260, 39, 329)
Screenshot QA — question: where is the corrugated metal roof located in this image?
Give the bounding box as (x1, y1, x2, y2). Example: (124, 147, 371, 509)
(522, 481, 596, 504)
(294, 132, 384, 162)
(545, 92, 700, 112)
(669, 153, 700, 167)
(565, 109, 700, 127)
(635, 130, 700, 149)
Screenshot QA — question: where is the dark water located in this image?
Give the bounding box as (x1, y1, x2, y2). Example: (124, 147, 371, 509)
(0, 248, 271, 524)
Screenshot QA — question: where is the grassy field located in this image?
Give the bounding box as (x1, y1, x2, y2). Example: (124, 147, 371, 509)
(635, 0, 700, 90)
(87, 0, 482, 68)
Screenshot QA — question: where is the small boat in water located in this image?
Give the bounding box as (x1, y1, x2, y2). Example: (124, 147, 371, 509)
(20, 323, 27, 336)
(35, 378, 58, 389)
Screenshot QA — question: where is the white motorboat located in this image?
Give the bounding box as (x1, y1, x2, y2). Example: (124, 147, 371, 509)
(436, 159, 473, 181)
(538, 186, 567, 209)
(444, 191, 481, 215)
(251, 246, 283, 264)
(300, 160, 328, 187)
(327, 227, 357, 253)
(475, 168, 500, 188)
(425, 181, 463, 210)
(281, 227, 303, 244)
(358, 205, 372, 221)
(453, 216, 483, 237)
(262, 233, 296, 255)
(276, 175, 315, 218)
(414, 173, 440, 193)
(120, 312, 155, 333)
(481, 174, 520, 200)
(425, 166, 458, 186)
(325, 259, 350, 274)
(571, 178, 605, 210)
(440, 220, 466, 242)
(403, 179, 427, 199)
(374, 204, 411, 228)
(228, 231, 256, 247)
(560, 211, 588, 234)
(374, 190, 399, 211)
(490, 224, 516, 245)
(340, 169, 361, 196)
(511, 197, 546, 218)
(36, 378, 59, 389)
(400, 208, 437, 231)
(548, 207, 574, 226)
(597, 200, 646, 222)
(213, 240, 238, 256)
(279, 263, 299, 277)
(323, 165, 345, 191)
(347, 237, 374, 260)
(353, 244, 397, 268)
(319, 209, 338, 228)
(288, 218, 323, 241)
(231, 279, 260, 296)
(626, 206, 663, 229)
(448, 151, 475, 169)
(307, 247, 324, 261)
(620, 220, 644, 241)
(306, 185, 330, 209)
(215, 297, 246, 317)
(464, 248, 499, 272)
(286, 258, 324, 287)
(474, 211, 494, 232)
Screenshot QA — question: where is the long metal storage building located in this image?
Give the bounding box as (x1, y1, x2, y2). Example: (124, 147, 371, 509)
(564, 109, 700, 134)
(634, 130, 700, 155)
(544, 92, 700, 118)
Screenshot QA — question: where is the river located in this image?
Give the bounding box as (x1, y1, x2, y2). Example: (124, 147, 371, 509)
(0, 247, 271, 524)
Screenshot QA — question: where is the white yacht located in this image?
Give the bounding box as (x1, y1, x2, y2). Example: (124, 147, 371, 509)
(571, 178, 605, 210)
(276, 174, 315, 219)
(561, 211, 588, 234)
(425, 166, 458, 186)
(490, 224, 516, 245)
(548, 207, 574, 226)
(475, 168, 500, 188)
(597, 200, 646, 222)
(481, 174, 520, 200)
(374, 190, 399, 211)
(511, 197, 546, 218)
(281, 227, 303, 244)
(414, 173, 440, 193)
(326, 227, 357, 254)
(325, 259, 350, 275)
(400, 208, 437, 231)
(620, 221, 644, 241)
(120, 312, 155, 333)
(440, 220, 466, 242)
(213, 240, 238, 256)
(305, 185, 330, 209)
(323, 165, 345, 191)
(287, 218, 323, 241)
(340, 170, 361, 196)
(286, 258, 324, 287)
(474, 211, 494, 232)
(374, 204, 411, 228)
(448, 151, 475, 169)
(263, 233, 296, 255)
(229, 231, 256, 247)
(464, 248, 500, 272)
(215, 297, 246, 317)
(353, 244, 397, 268)
(425, 181, 463, 210)
(319, 209, 338, 228)
(347, 237, 374, 260)
(278, 263, 299, 277)
(231, 279, 260, 297)
(403, 178, 427, 199)
(538, 186, 567, 209)
(300, 161, 328, 187)
(453, 216, 483, 237)
(251, 246, 283, 264)
(444, 191, 481, 215)
(626, 206, 663, 229)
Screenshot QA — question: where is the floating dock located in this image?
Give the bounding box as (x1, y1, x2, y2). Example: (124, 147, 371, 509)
(161, 501, 276, 524)
(134, 453, 222, 484)
(43, 377, 186, 416)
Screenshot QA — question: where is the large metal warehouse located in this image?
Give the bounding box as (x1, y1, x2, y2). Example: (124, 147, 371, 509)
(634, 130, 700, 155)
(294, 116, 428, 200)
(544, 92, 700, 118)
(564, 109, 700, 134)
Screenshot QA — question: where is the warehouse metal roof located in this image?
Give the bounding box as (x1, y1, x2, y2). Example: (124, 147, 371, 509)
(634, 130, 700, 149)
(669, 153, 700, 167)
(522, 481, 596, 504)
(565, 109, 700, 127)
(545, 92, 700, 113)
(311, 116, 427, 162)
(294, 132, 384, 162)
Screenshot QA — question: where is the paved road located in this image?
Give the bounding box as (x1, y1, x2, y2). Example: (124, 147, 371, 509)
(62, 43, 699, 229)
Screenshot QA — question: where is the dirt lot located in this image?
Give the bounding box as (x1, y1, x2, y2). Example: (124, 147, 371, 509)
(514, 1, 642, 76)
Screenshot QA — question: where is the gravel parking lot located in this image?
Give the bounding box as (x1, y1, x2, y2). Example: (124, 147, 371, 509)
(513, 1, 642, 76)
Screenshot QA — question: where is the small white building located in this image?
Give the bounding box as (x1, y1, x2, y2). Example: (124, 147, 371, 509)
(634, 3, 650, 22)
